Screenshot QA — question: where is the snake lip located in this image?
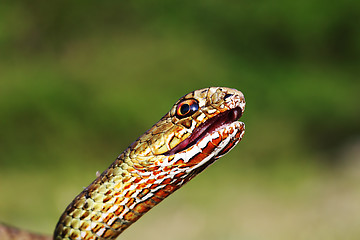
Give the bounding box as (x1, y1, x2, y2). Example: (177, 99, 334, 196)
(164, 107, 243, 156)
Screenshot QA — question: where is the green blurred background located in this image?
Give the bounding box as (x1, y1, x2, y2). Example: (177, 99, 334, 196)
(1, 1, 359, 239)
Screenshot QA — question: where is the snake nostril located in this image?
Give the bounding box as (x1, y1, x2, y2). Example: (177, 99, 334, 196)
(224, 94, 233, 101)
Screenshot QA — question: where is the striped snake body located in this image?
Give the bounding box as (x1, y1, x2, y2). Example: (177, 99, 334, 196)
(1, 87, 246, 240)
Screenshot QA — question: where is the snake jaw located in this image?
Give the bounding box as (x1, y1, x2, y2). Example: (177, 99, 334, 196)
(164, 106, 244, 156)
(172, 115, 245, 170)
(213, 120, 245, 159)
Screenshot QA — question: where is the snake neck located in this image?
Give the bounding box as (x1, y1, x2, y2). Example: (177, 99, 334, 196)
(53, 144, 219, 240)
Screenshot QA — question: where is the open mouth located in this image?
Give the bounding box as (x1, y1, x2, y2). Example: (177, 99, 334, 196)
(164, 107, 243, 156)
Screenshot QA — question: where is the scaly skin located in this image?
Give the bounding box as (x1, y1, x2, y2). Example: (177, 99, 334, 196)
(0, 87, 246, 240)
(0, 224, 51, 240)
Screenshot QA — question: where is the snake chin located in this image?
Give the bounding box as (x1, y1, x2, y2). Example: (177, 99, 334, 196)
(164, 107, 243, 156)
(213, 120, 245, 159)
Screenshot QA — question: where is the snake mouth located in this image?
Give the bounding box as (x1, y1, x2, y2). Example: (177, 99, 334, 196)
(165, 107, 243, 156)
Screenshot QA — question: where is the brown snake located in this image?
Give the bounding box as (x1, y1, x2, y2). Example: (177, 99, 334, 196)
(0, 87, 246, 240)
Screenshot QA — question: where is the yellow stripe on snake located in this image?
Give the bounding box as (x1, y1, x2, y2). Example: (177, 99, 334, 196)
(0, 87, 246, 240)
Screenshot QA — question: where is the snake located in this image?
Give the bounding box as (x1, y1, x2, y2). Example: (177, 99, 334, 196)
(0, 87, 246, 240)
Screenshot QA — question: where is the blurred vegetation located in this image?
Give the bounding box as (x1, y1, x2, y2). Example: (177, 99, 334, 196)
(0, 1, 359, 240)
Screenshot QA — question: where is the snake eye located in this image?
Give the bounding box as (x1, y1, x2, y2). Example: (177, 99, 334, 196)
(175, 99, 199, 119)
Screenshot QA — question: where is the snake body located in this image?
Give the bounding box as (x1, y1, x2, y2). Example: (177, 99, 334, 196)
(1, 87, 245, 240)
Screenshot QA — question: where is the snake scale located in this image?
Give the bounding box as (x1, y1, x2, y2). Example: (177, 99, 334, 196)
(0, 87, 246, 240)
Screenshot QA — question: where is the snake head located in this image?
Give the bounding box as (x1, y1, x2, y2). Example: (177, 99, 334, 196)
(128, 87, 245, 171)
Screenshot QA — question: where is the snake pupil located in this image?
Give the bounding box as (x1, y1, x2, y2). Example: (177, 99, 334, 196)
(180, 104, 190, 115)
